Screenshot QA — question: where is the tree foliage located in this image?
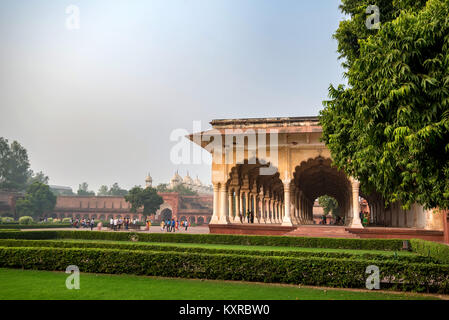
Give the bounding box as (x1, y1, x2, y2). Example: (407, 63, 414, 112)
(16, 182, 57, 218)
(27, 171, 49, 185)
(125, 186, 163, 215)
(0, 138, 31, 191)
(318, 195, 340, 216)
(156, 183, 197, 195)
(321, 0, 449, 209)
(77, 182, 95, 196)
(97, 183, 128, 196)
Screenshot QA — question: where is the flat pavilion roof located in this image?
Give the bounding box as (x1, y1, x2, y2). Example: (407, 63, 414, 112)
(187, 116, 322, 148)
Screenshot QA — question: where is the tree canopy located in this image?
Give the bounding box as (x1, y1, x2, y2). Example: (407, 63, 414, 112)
(0, 138, 31, 191)
(97, 183, 128, 196)
(318, 195, 340, 217)
(16, 182, 56, 218)
(156, 183, 198, 195)
(320, 0, 449, 210)
(125, 186, 163, 216)
(77, 182, 95, 196)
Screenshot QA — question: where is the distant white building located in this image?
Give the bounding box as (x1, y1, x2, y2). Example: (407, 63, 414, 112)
(168, 171, 213, 194)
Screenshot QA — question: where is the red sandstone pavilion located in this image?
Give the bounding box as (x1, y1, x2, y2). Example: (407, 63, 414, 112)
(188, 116, 449, 242)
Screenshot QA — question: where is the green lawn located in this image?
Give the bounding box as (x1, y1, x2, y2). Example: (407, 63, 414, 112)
(0, 268, 439, 300)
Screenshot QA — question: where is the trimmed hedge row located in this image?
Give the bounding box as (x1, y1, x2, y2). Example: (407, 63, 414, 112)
(0, 246, 448, 293)
(0, 239, 430, 263)
(0, 231, 405, 251)
(0, 224, 72, 230)
(411, 239, 449, 264)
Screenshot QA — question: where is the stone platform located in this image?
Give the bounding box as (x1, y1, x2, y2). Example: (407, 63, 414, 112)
(209, 224, 445, 242)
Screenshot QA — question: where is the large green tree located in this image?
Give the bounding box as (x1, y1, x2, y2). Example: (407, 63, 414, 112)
(125, 186, 163, 216)
(16, 182, 56, 218)
(321, 0, 449, 210)
(0, 138, 31, 191)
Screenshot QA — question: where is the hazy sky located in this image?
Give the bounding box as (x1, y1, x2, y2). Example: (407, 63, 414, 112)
(0, 0, 346, 193)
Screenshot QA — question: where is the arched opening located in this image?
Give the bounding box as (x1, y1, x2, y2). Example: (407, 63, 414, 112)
(292, 157, 352, 226)
(197, 216, 204, 225)
(180, 216, 187, 222)
(225, 160, 283, 224)
(161, 208, 172, 221)
(189, 216, 196, 224)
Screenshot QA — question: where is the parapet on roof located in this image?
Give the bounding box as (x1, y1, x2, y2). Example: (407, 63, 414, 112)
(210, 116, 319, 129)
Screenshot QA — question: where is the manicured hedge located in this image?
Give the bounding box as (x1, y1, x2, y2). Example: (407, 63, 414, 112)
(0, 224, 72, 230)
(411, 239, 449, 264)
(0, 239, 430, 263)
(0, 231, 59, 240)
(0, 231, 405, 251)
(0, 246, 448, 293)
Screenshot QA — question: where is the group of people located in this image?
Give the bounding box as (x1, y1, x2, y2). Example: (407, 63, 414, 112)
(109, 217, 135, 231)
(72, 218, 96, 230)
(161, 219, 190, 232)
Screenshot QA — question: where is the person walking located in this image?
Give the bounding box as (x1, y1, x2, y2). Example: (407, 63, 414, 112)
(184, 220, 188, 231)
(171, 219, 176, 232)
(160, 220, 165, 231)
(110, 217, 114, 230)
(113, 218, 118, 231)
(90, 218, 95, 231)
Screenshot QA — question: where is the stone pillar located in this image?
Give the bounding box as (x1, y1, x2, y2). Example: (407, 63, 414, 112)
(210, 183, 220, 224)
(267, 199, 272, 223)
(273, 199, 280, 223)
(282, 182, 293, 226)
(350, 178, 363, 228)
(258, 188, 265, 224)
(253, 194, 258, 223)
(228, 190, 234, 222)
(218, 184, 229, 224)
(234, 189, 242, 223)
(245, 192, 249, 223)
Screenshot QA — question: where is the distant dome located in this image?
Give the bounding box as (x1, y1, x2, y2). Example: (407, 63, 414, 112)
(171, 171, 182, 183)
(183, 172, 193, 185)
(194, 176, 202, 186)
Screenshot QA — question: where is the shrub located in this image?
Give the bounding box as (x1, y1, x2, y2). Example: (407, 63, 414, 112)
(46, 218, 53, 223)
(1, 217, 14, 224)
(62, 218, 72, 223)
(0, 246, 447, 293)
(0, 224, 72, 230)
(0, 230, 405, 250)
(0, 231, 59, 240)
(0, 239, 431, 263)
(410, 239, 449, 264)
(18, 216, 34, 225)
